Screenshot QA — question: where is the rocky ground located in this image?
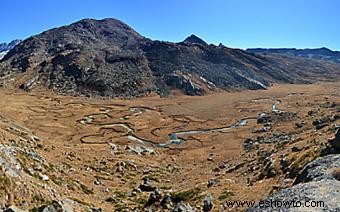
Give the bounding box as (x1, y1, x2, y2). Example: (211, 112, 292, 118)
(0, 82, 339, 211)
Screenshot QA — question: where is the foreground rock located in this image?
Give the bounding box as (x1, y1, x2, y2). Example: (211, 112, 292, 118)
(294, 154, 340, 184)
(248, 180, 340, 211)
(249, 130, 340, 211)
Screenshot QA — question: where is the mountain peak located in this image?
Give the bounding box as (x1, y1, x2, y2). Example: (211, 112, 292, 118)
(34, 17, 145, 49)
(316, 47, 332, 53)
(71, 18, 140, 33)
(76, 18, 126, 26)
(183, 34, 207, 45)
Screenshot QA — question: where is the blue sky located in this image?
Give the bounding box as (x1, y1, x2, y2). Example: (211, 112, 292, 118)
(1, 0, 339, 50)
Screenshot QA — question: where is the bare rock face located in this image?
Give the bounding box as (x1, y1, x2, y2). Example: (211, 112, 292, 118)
(247, 180, 340, 212)
(294, 154, 340, 184)
(1, 18, 340, 98)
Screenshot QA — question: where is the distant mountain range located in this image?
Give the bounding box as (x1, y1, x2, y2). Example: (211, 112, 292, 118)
(0, 18, 339, 97)
(247, 47, 340, 63)
(0, 39, 21, 59)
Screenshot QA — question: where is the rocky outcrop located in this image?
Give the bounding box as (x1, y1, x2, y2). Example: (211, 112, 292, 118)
(248, 131, 340, 211)
(248, 180, 340, 212)
(294, 154, 340, 184)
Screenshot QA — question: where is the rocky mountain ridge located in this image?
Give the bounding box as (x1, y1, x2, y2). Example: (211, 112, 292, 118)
(247, 47, 340, 63)
(0, 18, 339, 98)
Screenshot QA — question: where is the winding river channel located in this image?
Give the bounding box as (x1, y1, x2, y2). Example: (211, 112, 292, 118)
(81, 101, 282, 148)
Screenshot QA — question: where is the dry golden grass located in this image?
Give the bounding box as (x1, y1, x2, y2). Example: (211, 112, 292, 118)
(0, 82, 338, 210)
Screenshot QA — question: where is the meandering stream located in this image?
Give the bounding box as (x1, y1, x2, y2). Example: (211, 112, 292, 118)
(81, 100, 282, 148)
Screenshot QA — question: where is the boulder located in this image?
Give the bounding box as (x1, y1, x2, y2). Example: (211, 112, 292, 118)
(249, 148, 340, 211)
(173, 202, 194, 212)
(313, 116, 331, 130)
(243, 138, 254, 151)
(294, 154, 340, 184)
(247, 180, 340, 211)
(145, 189, 162, 207)
(160, 193, 173, 209)
(41, 201, 64, 212)
(203, 194, 213, 212)
(139, 178, 156, 192)
(257, 113, 270, 124)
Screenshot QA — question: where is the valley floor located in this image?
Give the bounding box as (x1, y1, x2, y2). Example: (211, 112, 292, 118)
(0, 83, 339, 211)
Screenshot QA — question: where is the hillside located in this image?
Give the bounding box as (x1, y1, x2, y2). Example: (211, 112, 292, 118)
(247, 47, 340, 63)
(0, 18, 339, 98)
